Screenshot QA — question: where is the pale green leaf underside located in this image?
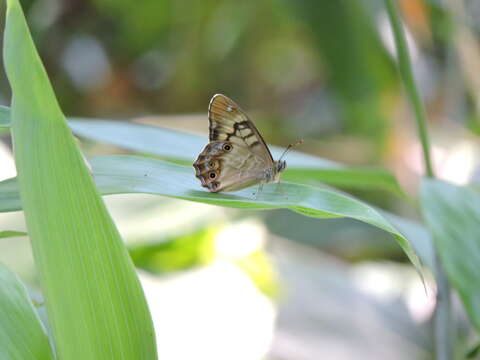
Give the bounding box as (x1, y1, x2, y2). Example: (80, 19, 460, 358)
(421, 179, 480, 332)
(0, 155, 428, 270)
(0, 105, 10, 127)
(1, 114, 406, 195)
(69, 119, 405, 195)
(0, 263, 54, 360)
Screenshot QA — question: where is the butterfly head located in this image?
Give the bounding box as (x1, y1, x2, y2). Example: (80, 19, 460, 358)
(275, 160, 287, 174)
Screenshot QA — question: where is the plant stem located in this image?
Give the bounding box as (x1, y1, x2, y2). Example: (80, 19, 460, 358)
(384, 0, 452, 359)
(434, 251, 453, 360)
(384, 0, 434, 178)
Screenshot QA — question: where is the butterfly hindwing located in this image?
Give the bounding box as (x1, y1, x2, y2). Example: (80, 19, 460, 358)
(193, 140, 269, 192)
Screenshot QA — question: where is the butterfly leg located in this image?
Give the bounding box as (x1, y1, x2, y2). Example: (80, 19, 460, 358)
(253, 182, 264, 200)
(275, 180, 289, 200)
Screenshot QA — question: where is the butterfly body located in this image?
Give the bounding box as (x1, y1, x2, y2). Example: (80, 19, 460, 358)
(193, 94, 286, 193)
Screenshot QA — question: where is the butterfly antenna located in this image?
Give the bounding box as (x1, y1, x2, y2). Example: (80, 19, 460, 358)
(279, 139, 304, 161)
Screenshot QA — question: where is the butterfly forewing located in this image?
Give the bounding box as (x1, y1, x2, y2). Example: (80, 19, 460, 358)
(193, 94, 281, 193)
(208, 94, 274, 163)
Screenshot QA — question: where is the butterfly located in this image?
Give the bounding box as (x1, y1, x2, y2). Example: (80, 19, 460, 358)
(193, 94, 292, 193)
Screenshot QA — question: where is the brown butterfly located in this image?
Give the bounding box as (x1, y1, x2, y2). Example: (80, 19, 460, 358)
(193, 94, 290, 193)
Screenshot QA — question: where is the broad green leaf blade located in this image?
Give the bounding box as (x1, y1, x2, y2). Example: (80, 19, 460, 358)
(104, 155, 422, 268)
(1, 110, 406, 194)
(0, 263, 54, 360)
(3, 1, 156, 359)
(421, 179, 480, 331)
(69, 118, 340, 166)
(0, 106, 10, 127)
(91, 156, 422, 270)
(0, 155, 429, 270)
(69, 119, 405, 195)
(0, 230, 27, 238)
(0, 156, 433, 266)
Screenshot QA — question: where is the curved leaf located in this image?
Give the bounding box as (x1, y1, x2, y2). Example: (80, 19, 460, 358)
(69, 119, 405, 195)
(0, 155, 423, 271)
(94, 155, 424, 269)
(69, 118, 345, 169)
(0, 109, 406, 195)
(421, 179, 480, 331)
(0, 263, 54, 360)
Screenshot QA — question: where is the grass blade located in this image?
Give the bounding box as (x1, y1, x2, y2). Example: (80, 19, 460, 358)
(3, 0, 156, 358)
(0, 230, 27, 238)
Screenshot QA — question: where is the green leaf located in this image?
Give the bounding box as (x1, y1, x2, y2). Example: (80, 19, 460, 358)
(466, 342, 480, 359)
(95, 155, 424, 270)
(421, 179, 480, 331)
(381, 212, 434, 270)
(0, 230, 27, 238)
(99, 156, 425, 272)
(0, 105, 10, 128)
(0, 104, 406, 196)
(0, 177, 19, 213)
(69, 119, 405, 195)
(1, 108, 406, 195)
(3, 0, 156, 359)
(68, 118, 340, 166)
(0, 155, 424, 270)
(0, 263, 54, 360)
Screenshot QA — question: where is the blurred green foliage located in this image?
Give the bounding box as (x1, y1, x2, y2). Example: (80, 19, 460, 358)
(2, 0, 480, 357)
(128, 224, 280, 298)
(0, 0, 475, 168)
(129, 226, 216, 273)
(1, 0, 479, 266)
(0, 0, 414, 161)
(289, 0, 397, 153)
(2, 0, 479, 269)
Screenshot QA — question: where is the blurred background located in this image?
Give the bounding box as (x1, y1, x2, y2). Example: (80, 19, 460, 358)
(1, 0, 480, 359)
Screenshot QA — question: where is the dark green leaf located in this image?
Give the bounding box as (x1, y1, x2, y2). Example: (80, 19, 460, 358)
(466, 342, 480, 359)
